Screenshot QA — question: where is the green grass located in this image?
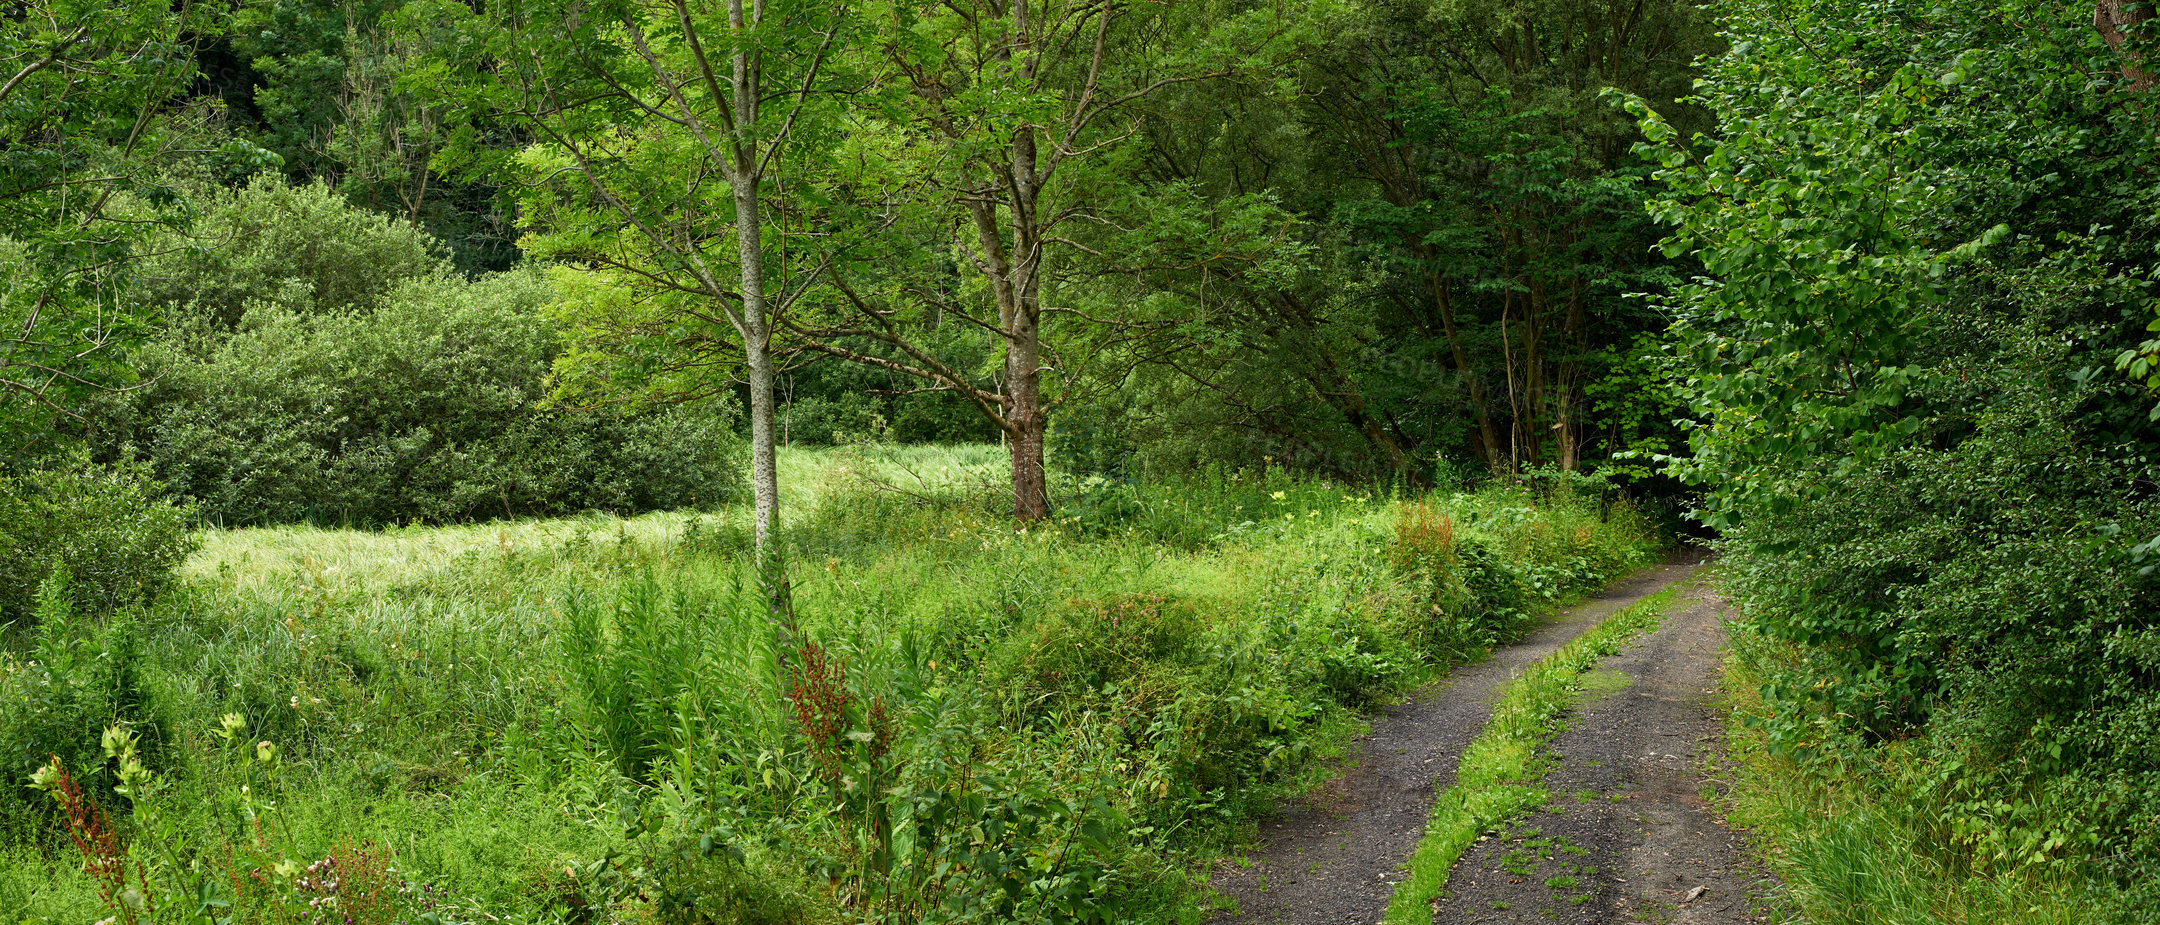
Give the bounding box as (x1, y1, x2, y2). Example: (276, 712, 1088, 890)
(1383, 585, 1678, 925)
(1717, 624, 2096, 925)
(3, 445, 1661, 924)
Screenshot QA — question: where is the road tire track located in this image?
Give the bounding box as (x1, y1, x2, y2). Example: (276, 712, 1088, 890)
(1429, 574, 1774, 925)
(1208, 560, 1704, 925)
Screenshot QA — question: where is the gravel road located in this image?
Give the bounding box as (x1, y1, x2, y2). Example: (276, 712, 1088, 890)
(1207, 560, 1709, 925)
(1430, 574, 1774, 925)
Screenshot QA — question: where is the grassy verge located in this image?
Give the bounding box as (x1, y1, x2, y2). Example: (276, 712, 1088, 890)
(1716, 625, 2095, 925)
(1383, 585, 1679, 925)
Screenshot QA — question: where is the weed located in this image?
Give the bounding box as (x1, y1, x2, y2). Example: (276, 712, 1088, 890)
(34, 759, 148, 924)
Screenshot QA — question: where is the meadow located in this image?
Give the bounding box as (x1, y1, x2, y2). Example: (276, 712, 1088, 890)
(1, 446, 1658, 924)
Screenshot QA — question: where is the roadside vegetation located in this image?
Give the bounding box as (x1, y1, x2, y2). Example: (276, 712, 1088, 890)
(6, 0, 2158, 920)
(1627, 1, 2160, 922)
(0, 446, 1657, 923)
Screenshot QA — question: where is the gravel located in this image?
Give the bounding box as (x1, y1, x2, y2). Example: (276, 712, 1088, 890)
(1429, 572, 1779, 925)
(1208, 561, 1708, 925)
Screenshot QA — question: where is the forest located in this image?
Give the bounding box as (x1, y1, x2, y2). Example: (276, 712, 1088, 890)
(2, 0, 2157, 922)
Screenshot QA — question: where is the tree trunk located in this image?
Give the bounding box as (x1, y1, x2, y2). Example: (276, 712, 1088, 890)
(2097, 0, 2155, 89)
(965, 130, 1055, 522)
(1008, 370, 1050, 522)
(735, 159, 791, 613)
(728, 0, 789, 613)
(744, 315, 779, 547)
(1002, 261, 1052, 521)
(733, 165, 776, 548)
(1429, 266, 1505, 469)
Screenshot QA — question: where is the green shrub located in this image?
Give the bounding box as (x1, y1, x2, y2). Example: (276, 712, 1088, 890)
(990, 593, 1210, 705)
(138, 175, 442, 329)
(781, 394, 885, 446)
(0, 457, 197, 620)
(108, 263, 746, 525)
(639, 842, 817, 925)
(88, 176, 747, 526)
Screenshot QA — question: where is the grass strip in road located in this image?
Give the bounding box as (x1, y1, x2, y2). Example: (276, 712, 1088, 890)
(1382, 585, 1680, 925)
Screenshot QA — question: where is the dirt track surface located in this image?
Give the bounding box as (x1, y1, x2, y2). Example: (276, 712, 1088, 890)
(1430, 575, 1771, 925)
(1208, 561, 1703, 925)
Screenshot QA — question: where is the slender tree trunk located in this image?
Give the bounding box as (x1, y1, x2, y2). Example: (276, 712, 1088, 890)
(744, 315, 779, 545)
(726, 0, 790, 613)
(1002, 241, 1051, 521)
(730, 143, 777, 545)
(734, 162, 791, 611)
(1429, 265, 1504, 469)
(1523, 273, 1547, 467)
(1008, 357, 1049, 522)
(966, 162, 1054, 519)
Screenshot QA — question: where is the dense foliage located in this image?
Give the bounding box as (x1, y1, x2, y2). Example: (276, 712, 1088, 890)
(78, 180, 745, 526)
(1061, 0, 1718, 484)
(7, 0, 1721, 524)
(0, 0, 274, 459)
(1629, 0, 2160, 914)
(13, 0, 2160, 919)
(0, 458, 195, 621)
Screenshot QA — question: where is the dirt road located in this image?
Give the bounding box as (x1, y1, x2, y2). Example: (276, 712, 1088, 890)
(1429, 575, 1768, 924)
(1208, 561, 1733, 925)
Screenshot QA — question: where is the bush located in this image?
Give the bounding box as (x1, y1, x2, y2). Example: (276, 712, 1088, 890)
(0, 457, 197, 620)
(98, 183, 748, 525)
(988, 592, 1210, 708)
(1720, 375, 2160, 879)
(138, 175, 442, 329)
(781, 394, 886, 446)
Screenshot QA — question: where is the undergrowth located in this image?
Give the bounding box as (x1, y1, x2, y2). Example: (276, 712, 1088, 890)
(0, 445, 1659, 924)
(1719, 620, 2110, 925)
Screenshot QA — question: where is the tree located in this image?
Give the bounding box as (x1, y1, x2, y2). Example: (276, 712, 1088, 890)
(0, 0, 269, 456)
(1628, 0, 2160, 893)
(1292, 0, 1710, 473)
(1042, 0, 1714, 483)
(794, 0, 1293, 521)
(404, 0, 846, 565)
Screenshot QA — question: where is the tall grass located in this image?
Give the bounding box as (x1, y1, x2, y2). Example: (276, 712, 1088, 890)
(2, 445, 1661, 924)
(1720, 623, 2099, 925)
